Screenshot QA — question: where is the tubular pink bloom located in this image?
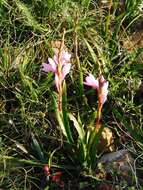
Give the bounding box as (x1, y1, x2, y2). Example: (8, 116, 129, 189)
(55, 73, 60, 92)
(100, 80, 109, 105)
(48, 58, 57, 71)
(42, 58, 57, 73)
(62, 63, 71, 79)
(53, 55, 58, 65)
(84, 74, 109, 105)
(42, 50, 71, 92)
(42, 63, 51, 72)
(84, 74, 99, 89)
(53, 50, 71, 66)
(62, 51, 71, 63)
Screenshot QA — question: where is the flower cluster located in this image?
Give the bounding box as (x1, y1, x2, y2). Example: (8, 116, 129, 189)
(84, 74, 109, 105)
(42, 50, 71, 92)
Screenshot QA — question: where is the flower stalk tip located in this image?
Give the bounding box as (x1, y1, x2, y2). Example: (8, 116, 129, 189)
(84, 74, 109, 106)
(42, 50, 71, 92)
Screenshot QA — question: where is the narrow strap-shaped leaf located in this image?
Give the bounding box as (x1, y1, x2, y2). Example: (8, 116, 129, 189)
(68, 113, 85, 142)
(51, 92, 67, 137)
(62, 82, 74, 143)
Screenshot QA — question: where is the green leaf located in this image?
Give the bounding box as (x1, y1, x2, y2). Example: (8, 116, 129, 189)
(51, 92, 67, 137)
(113, 109, 143, 144)
(62, 82, 73, 143)
(68, 113, 85, 142)
(51, 84, 73, 144)
(81, 0, 91, 10)
(68, 113, 87, 163)
(15, 0, 48, 32)
(31, 133, 45, 162)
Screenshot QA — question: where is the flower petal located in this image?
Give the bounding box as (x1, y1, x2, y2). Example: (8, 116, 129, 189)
(48, 58, 57, 72)
(42, 63, 54, 72)
(53, 54, 59, 65)
(62, 63, 71, 79)
(55, 73, 60, 92)
(62, 51, 71, 63)
(100, 81, 109, 105)
(84, 74, 99, 89)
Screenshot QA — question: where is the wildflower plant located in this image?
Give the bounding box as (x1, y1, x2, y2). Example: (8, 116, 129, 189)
(42, 32, 110, 169)
(2, 0, 143, 188)
(42, 30, 73, 143)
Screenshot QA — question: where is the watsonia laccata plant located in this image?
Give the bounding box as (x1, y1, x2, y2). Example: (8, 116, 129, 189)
(42, 31, 73, 143)
(42, 33, 71, 111)
(42, 50, 71, 93)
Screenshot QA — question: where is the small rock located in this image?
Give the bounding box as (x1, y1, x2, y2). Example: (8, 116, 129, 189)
(98, 150, 134, 184)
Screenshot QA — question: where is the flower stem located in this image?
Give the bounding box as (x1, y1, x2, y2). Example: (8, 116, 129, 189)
(57, 29, 65, 112)
(96, 101, 102, 129)
(96, 77, 103, 129)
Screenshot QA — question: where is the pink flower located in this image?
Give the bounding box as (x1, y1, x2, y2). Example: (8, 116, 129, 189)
(84, 74, 99, 89)
(99, 76, 109, 105)
(42, 50, 71, 92)
(84, 74, 109, 105)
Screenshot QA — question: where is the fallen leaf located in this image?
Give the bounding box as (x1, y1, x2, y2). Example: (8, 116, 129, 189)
(98, 127, 115, 152)
(51, 40, 68, 52)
